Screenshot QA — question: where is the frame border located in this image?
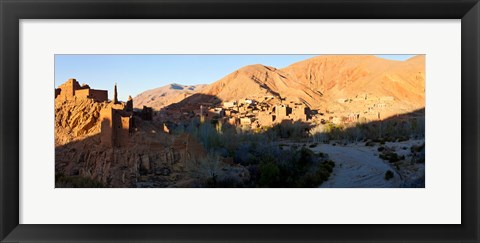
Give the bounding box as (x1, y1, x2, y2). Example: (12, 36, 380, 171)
(1, 0, 478, 242)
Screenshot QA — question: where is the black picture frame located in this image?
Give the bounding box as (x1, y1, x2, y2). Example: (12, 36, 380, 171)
(1, 0, 479, 242)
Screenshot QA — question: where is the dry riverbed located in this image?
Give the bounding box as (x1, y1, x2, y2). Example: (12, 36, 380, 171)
(281, 139, 425, 188)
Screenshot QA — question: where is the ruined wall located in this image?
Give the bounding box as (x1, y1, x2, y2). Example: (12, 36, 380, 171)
(141, 106, 153, 120)
(275, 105, 292, 122)
(56, 79, 108, 102)
(291, 105, 307, 121)
(88, 89, 108, 102)
(115, 114, 131, 147)
(100, 105, 133, 147)
(240, 117, 252, 125)
(100, 107, 114, 147)
(72, 89, 108, 102)
(257, 113, 274, 125)
(56, 78, 82, 101)
(74, 89, 91, 100)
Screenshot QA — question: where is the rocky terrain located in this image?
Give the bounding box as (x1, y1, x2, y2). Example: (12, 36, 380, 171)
(55, 98, 249, 188)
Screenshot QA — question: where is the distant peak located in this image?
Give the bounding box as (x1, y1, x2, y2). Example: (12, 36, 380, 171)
(169, 83, 186, 90)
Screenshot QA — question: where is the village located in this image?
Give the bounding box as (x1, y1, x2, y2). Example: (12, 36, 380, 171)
(53, 54, 425, 189)
(155, 93, 397, 132)
(55, 78, 401, 149)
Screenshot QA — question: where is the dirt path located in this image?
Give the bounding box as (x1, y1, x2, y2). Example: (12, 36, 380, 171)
(310, 143, 403, 188)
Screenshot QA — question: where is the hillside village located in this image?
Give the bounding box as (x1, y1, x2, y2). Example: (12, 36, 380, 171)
(55, 78, 406, 149)
(55, 55, 426, 188)
(156, 93, 400, 132)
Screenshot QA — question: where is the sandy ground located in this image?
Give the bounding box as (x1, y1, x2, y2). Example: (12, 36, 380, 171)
(309, 139, 424, 188)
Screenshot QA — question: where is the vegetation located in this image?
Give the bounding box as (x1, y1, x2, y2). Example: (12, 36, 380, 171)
(309, 116, 425, 143)
(55, 173, 104, 188)
(379, 151, 405, 163)
(170, 111, 424, 188)
(410, 143, 426, 164)
(179, 119, 335, 187)
(384, 170, 394, 180)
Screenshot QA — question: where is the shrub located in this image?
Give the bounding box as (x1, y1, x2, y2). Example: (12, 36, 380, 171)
(297, 173, 323, 187)
(269, 121, 311, 139)
(191, 152, 222, 186)
(385, 170, 394, 180)
(310, 124, 329, 143)
(297, 160, 335, 187)
(365, 141, 375, 146)
(258, 161, 280, 187)
(55, 174, 104, 188)
(379, 151, 400, 163)
(298, 147, 316, 169)
(410, 143, 425, 153)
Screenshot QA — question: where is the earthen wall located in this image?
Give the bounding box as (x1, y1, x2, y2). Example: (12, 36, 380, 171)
(100, 107, 114, 147)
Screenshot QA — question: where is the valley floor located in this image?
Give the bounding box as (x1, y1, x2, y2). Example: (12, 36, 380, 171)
(286, 139, 424, 188)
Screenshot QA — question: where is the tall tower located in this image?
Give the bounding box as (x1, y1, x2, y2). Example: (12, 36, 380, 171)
(113, 82, 118, 104)
(126, 95, 133, 112)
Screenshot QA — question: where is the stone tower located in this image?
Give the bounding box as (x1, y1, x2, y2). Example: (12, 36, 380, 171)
(126, 95, 133, 112)
(113, 82, 118, 104)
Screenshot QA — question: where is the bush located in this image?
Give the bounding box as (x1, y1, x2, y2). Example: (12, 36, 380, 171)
(191, 152, 222, 186)
(297, 173, 323, 187)
(298, 147, 315, 169)
(55, 174, 104, 188)
(410, 143, 425, 153)
(267, 121, 311, 139)
(258, 161, 280, 187)
(365, 141, 375, 146)
(297, 160, 335, 187)
(310, 124, 329, 143)
(309, 143, 318, 148)
(385, 170, 394, 180)
(379, 151, 400, 163)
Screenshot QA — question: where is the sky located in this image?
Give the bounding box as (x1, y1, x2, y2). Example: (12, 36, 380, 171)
(55, 54, 415, 101)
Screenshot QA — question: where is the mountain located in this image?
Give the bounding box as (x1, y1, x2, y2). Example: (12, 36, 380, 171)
(176, 55, 425, 114)
(133, 83, 207, 110)
(281, 55, 425, 110)
(191, 64, 325, 107)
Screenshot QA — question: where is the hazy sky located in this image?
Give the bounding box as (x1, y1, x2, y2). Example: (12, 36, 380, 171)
(55, 54, 415, 101)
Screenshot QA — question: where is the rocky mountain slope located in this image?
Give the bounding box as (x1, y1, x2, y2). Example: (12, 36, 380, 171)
(55, 98, 109, 146)
(148, 55, 425, 117)
(282, 55, 425, 108)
